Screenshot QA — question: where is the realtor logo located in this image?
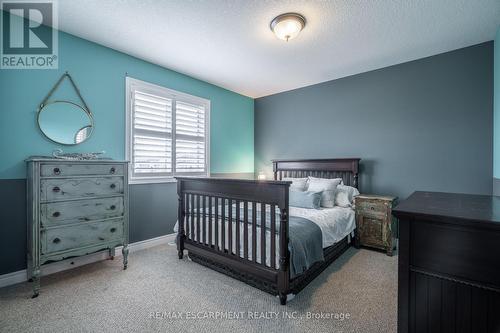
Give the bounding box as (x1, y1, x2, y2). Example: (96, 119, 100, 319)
(1, 0, 58, 69)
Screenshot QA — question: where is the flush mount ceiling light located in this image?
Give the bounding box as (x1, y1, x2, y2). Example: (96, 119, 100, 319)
(270, 13, 306, 42)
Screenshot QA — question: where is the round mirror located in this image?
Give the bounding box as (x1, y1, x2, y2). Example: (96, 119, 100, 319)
(37, 101, 94, 145)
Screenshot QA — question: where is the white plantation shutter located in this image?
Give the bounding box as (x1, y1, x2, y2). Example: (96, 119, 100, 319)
(175, 101, 206, 174)
(126, 78, 209, 183)
(132, 90, 173, 178)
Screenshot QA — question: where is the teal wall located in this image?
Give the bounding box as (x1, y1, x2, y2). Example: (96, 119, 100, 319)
(0, 30, 254, 179)
(494, 26, 500, 178)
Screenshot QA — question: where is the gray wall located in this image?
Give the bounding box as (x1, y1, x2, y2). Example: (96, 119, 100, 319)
(255, 42, 494, 199)
(0, 172, 252, 275)
(0, 180, 26, 275)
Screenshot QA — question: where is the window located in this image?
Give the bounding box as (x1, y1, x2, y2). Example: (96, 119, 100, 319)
(126, 77, 210, 184)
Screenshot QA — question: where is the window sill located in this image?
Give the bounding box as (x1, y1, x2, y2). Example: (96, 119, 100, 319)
(129, 177, 177, 185)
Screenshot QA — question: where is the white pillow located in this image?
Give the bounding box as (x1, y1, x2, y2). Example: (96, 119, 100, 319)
(283, 177, 308, 191)
(335, 185, 360, 207)
(307, 177, 342, 207)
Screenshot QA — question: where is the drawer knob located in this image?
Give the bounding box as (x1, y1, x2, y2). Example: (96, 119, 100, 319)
(52, 186, 61, 193)
(52, 211, 60, 217)
(110, 205, 116, 210)
(53, 167, 61, 175)
(53, 237, 61, 244)
(110, 183, 116, 189)
(110, 167, 116, 174)
(110, 227, 116, 233)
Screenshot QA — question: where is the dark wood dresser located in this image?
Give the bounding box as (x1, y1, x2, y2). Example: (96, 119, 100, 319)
(393, 191, 500, 333)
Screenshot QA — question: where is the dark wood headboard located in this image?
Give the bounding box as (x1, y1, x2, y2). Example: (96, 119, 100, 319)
(272, 158, 361, 189)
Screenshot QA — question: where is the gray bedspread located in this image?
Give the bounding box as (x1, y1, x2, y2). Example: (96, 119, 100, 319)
(288, 216, 324, 278)
(182, 204, 324, 278)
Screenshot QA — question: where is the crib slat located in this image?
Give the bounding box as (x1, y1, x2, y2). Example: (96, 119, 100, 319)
(260, 202, 266, 266)
(208, 196, 212, 247)
(190, 194, 195, 241)
(228, 199, 233, 254)
(236, 200, 240, 257)
(270, 204, 276, 269)
(221, 198, 226, 251)
(252, 201, 257, 262)
(243, 201, 249, 259)
(202, 195, 206, 244)
(215, 197, 219, 250)
(196, 195, 201, 243)
(185, 194, 190, 240)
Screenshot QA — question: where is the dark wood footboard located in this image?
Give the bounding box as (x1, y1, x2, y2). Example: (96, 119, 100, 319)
(176, 177, 292, 304)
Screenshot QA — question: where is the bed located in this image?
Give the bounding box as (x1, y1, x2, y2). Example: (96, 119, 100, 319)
(175, 158, 360, 305)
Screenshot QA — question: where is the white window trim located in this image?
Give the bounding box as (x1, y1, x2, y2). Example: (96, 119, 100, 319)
(125, 77, 210, 185)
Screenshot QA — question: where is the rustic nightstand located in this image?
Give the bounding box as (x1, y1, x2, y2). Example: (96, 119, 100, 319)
(354, 194, 398, 256)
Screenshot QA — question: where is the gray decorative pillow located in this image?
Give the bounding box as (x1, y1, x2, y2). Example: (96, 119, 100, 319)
(307, 177, 343, 207)
(289, 190, 321, 209)
(283, 177, 308, 191)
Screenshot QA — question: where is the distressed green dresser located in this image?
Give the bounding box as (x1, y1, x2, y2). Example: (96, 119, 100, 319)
(26, 158, 129, 297)
(354, 194, 398, 256)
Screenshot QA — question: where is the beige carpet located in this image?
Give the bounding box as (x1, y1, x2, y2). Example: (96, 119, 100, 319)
(0, 244, 397, 333)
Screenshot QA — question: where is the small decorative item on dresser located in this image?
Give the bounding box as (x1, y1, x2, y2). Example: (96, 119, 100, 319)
(354, 194, 398, 256)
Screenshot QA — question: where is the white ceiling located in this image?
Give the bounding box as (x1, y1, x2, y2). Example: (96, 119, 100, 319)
(55, 0, 500, 98)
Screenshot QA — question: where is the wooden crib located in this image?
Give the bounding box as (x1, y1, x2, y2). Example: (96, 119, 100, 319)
(176, 158, 360, 304)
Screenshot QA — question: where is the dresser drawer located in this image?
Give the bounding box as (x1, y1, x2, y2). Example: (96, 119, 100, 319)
(41, 177, 124, 201)
(41, 197, 124, 226)
(41, 219, 124, 254)
(40, 163, 124, 177)
(411, 220, 500, 288)
(357, 200, 387, 216)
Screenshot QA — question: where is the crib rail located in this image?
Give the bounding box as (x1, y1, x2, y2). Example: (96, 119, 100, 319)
(176, 177, 291, 290)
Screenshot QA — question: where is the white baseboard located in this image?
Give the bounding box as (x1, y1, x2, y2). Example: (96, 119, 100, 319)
(114, 233, 176, 256)
(0, 233, 176, 289)
(0, 270, 30, 290)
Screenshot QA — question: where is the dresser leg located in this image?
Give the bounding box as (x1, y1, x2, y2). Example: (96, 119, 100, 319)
(122, 246, 129, 270)
(31, 268, 40, 298)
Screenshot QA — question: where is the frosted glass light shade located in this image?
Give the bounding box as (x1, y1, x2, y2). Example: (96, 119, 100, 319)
(270, 13, 306, 42)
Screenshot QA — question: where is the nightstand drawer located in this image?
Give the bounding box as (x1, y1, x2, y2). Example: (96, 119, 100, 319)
(357, 200, 387, 215)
